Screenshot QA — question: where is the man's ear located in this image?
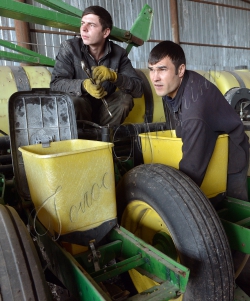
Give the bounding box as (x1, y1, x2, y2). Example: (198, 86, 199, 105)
(103, 28, 111, 38)
(178, 64, 186, 77)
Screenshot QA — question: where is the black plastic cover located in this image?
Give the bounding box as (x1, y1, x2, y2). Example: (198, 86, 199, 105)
(8, 89, 77, 200)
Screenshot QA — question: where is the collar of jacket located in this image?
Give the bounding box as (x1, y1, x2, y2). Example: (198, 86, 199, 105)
(81, 39, 111, 62)
(163, 70, 189, 113)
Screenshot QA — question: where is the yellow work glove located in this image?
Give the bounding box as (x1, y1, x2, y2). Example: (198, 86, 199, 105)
(92, 66, 117, 84)
(82, 79, 107, 99)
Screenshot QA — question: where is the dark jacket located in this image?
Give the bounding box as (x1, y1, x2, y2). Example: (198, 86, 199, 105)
(164, 70, 249, 186)
(50, 37, 143, 98)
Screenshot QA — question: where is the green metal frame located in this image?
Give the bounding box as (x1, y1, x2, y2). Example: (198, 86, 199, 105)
(0, 39, 55, 66)
(218, 197, 250, 253)
(0, 0, 153, 65)
(32, 214, 189, 301)
(216, 193, 250, 299)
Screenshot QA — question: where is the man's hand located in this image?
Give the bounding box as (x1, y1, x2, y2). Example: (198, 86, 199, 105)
(92, 66, 117, 84)
(82, 79, 107, 99)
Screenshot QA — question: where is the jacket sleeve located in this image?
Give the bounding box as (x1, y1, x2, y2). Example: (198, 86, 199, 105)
(113, 50, 143, 98)
(179, 119, 218, 186)
(50, 40, 84, 96)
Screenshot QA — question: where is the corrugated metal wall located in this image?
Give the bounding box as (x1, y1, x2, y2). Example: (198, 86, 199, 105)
(1, 0, 250, 71)
(180, 0, 250, 71)
(0, 16, 19, 66)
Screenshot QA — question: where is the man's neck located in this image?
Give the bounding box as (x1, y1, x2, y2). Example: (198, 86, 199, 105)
(168, 77, 183, 99)
(88, 41, 106, 62)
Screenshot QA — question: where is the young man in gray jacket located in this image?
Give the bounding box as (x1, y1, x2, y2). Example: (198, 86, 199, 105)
(148, 40, 249, 202)
(50, 5, 143, 127)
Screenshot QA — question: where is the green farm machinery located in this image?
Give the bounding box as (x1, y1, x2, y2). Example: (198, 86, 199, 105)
(1, 1, 250, 301)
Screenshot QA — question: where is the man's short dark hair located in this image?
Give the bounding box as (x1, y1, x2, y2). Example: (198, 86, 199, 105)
(148, 40, 186, 74)
(82, 6, 113, 31)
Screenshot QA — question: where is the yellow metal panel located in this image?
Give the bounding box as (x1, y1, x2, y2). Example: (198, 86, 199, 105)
(19, 139, 116, 236)
(124, 69, 165, 124)
(0, 66, 18, 136)
(194, 69, 250, 95)
(140, 130, 229, 198)
(122, 200, 182, 300)
(22, 66, 51, 88)
(123, 94, 146, 124)
(0, 66, 51, 136)
(209, 70, 239, 96)
(234, 70, 250, 89)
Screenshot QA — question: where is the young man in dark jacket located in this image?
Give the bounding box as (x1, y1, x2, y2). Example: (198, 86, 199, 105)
(148, 40, 249, 202)
(50, 6, 143, 127)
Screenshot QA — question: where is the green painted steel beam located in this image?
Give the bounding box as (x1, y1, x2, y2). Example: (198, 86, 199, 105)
(74, 240, 123, 274)
(0, 39, 55, 66)
(109, 226, 190, 294)
(221, 218, 250, 254)
(0, 50, 55, 67)
(33, 216, 112, 301)
(218, 197, 250, 253)
(91, 254, 145, 283)
(130, 4, 153, 43)
(0, 0, 80, 32)
(234, 285, 250, 301)
(32, 214, 189, 300)
(34, 0, 82, 17)
(128, 282, 181, 301)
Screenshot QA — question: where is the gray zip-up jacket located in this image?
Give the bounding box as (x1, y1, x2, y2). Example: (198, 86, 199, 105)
(50, 37, 143, 98)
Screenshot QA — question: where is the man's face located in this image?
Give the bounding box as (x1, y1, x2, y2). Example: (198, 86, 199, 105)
(148, 56, 185, 98)
(80, 14, 110, 46)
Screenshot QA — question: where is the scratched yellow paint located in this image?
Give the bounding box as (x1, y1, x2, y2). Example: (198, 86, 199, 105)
(0, 66, 18, 135)
(124, 69, 165, 124)
(121, 200, 183, 300)
(140, 131, 228, 199)
(19, 140, 116, 238)
(0, 66, 51, 136)
(23, 66, 51, 88)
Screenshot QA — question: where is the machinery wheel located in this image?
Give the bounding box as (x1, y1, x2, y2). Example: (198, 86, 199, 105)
(116, 163, 234, 301)
(0, 204, 52, 301)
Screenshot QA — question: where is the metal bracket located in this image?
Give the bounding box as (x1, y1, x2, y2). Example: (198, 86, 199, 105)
(88, 240, 101, 272)
(35, 135, 54, 148)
